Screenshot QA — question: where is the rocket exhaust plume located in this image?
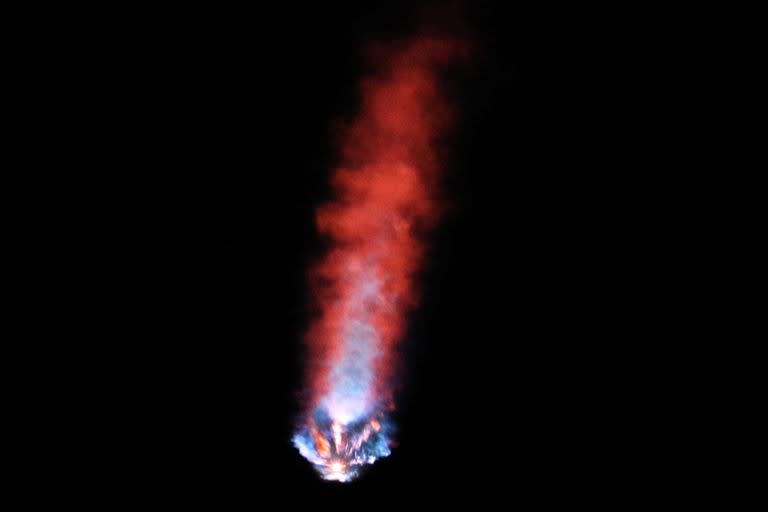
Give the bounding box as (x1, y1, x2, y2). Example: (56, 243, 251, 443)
(293, 34, 465, 482)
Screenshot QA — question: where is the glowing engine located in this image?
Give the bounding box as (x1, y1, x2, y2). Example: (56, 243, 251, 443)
(293, 410, 391, 482)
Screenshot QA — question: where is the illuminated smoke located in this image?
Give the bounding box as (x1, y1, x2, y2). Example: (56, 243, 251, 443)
(293, 35, 465, 482)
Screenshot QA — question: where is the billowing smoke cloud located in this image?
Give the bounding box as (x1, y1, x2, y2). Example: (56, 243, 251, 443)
(293, 34, 466, 482)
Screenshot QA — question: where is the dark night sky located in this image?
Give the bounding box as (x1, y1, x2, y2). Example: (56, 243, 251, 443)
(96, 1, 679, 508)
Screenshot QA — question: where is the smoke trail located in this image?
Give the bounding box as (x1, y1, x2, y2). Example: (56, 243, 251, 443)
(293, 35, 465, 482)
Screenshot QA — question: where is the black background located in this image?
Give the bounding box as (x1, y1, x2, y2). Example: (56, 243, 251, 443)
(97, 1, 679, 508)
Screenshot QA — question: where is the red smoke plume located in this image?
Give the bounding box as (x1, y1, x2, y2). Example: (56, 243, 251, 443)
(304, 36, 466, 417)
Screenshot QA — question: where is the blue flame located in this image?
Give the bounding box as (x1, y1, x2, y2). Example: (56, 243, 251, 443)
(293, 409, 392, 482)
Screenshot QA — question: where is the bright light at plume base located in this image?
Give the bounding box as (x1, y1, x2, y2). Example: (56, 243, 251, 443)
(293, 410, 391, 482)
